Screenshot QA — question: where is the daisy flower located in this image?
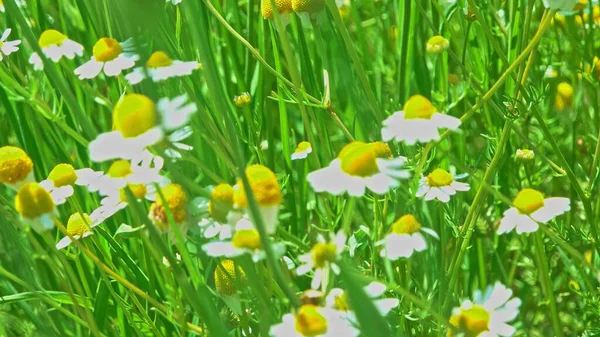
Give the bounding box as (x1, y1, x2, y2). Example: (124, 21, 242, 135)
(270, 304, 359, 337)
(202, 217, 286, 262)
(14, 182, 57, 233)
(55, 203, 124, 250)
(233, 164, 282, 235)
(29, 29, 84, 70)
(197, 183, 235, 239)
(417, 168, 470, 203)
(307, 141, 409, 196)
(377, 214, 439, 260)
(261, 0, 293, 20)
(291, 141, 312, 161)
(296, 231, 346, 290)
(126, 51, 200, 85)
(39, 164, 104, 204)
(0, 146, 35, 191)
(0, 29, 21, 61)
(148, 183, 190, 240)
(497, 188, 570, 235)
(74, 37, 138, 79)
(381, 95, 461, 145)
(214, 259, 248, 297)
(448, 282, 521, 337)
(325, 282, 400, 320)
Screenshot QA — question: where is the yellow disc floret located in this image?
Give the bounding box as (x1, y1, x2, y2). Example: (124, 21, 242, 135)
(403, 95, 437, 120)
(368, 141, 393, 159)
(512, 188, 545, 214)
(119, 183, 147, 202)
(15, 183, 55, 219)
(426, 168, 453, 187)
(112, 94, 157, 138)
(337, 141, 367, 159)
(261, 0, 293, 19)
(209, 183, 234, 223)
(391, 214, 422, 235)
(295, 304, 328, 336)
(339, 145, 379, 177)
(214, 259, 247, 296)
(292, 0, 325, 14)
(149, 184, 188, 229)
(146, 51, 173, 68)
(426, 35, 450, 54)
(311, 242, 337, 268)
(295, 141, 312, 154)
(92, 38, 122, 62)
(231, 228, 262, 250)
(555, 82, 573, 111)
(48, 164, 77, 187)
(448, 305, 490, 337)
(38, 29, 68, 48)
(108, 160, 132, 178)
(66, 213, 92, 237)
(332, 291, 351, 311)
(0, 146, 34, 185)
(234, 165, 282, 208)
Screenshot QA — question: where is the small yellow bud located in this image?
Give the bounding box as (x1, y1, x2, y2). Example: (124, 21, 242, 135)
(233, 92, 252, 107)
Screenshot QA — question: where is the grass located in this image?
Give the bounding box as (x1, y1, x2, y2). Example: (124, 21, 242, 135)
(1, 0, 600, 336)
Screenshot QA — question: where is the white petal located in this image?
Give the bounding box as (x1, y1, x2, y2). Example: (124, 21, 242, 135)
(74, 58, 103, 79)
(531, 197, 570, 223)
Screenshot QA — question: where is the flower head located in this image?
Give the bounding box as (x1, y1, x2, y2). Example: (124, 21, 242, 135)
(297, 231, 346, 290)
(325, 282, 399, 320)
(292, 0, 325, 14)
(555, 82, 573, 111)
(0, 146, 34, 190)
(497, 188, 570, 234)
(74, 37, 138, 79)
(417, 168, 470, 203)
(55, 202, 123, 249)
(426, 35, 450, 54)
(291, 141, 313, 161)
(270, 304, 359, 337)
(125, 51, 200, 85)
(209, 183, 235, 223)
(515, 149, 535, 161)
(149, 183, 188, 231)
(234, 92, 252, 107)
(378, 214, 439, 260)
(29, 29, 84, 70)
(0, 29, 21, 61)
(261, 0, 293, 19)
(214, 259, 248, 297)
(39, 164, 104, 204)
(15, 182, 56, 232)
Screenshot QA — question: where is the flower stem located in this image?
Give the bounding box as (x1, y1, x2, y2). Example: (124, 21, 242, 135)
(532, 231, 563, 337)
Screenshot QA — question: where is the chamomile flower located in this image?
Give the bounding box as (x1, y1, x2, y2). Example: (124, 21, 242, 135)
(381, 95, 461, 145)
(307, 141, 409, 196)
(325, 282, 399, 320)
(0, 146, 34, 191)
(125, 51, 200, 85)
(448, 282, 521, 337)
(214, 259, 248, 297)
(297, 231, 346, 290)
(233, 164, 282, 235)
(261, 0, 293, 19)
(291, 141, 312, 160)
(554, 82, 573, 111)
(234, 92, 252, 107)
(497, 188, 570, 235)
(515, 149, 534, 161)
(0, 29, 21, 61)
(198, 183, 235, 239)
(202, 217, 286, 262)
(15, 182, 57, 233)
(292, 0, 325, 13)
(377, 214, 439, 260)
(28, 29, 84, 70)
(417, 168, 470, 203)
(74, 37, 138, 79)
(270, 304, 359, 337)
(55, 204, 124, 250)
(543, 0, 578, 11)
(148, 183, 190, 240)
(39, 164, 104, 204)
(0, 1, 3, 12)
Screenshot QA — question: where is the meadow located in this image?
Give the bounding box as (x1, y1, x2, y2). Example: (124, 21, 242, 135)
(1, 0, 600, 336)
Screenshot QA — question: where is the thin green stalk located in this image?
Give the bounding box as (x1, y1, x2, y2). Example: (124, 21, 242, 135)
(532, 232, 563, 337)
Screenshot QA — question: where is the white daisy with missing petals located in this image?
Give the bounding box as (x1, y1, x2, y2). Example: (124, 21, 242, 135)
(270, 304, 359, 337)
(325, 282, 399, 321)
(497, 188, 570, 235)
(202, 217, 286, 262)
(39, 164, 104, 204)
(296, 231, 346, 290)
(74, 37, 138, 79)
(56, 204, 125, 250)
(29, 29, 84, 70)
(307, 141, 410, 196)
(291, 141, 312, 160)
(14, 182, 58, 233)
(381, 95, 461, 145)
(126, 51, 200, 85)
(448, 282, 521, 337)
(0, 29, 21, 61)
(377, 214, 439, 260)
(417, 168, 470, 203)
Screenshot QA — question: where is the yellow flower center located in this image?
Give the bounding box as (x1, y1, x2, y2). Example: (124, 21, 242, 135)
(555, 82, 573, 110)
(311, 242, 337, 268)
(426, 35, 450, 54)
(15, 183, 55, 219)
(574, 0, 587, 10)
(391, 214, 422, 235)
(333, 291, 351, 311)
(112, 94, 157, 138)
(233, 165, 282, 208)
(337, 141, 367, 159)
(261, 0, 293, 19)
(209, 183, 234, 223)
(295, 305, 328, 336)
(108, 160, 132, 178)
(426, 168, 453, 187)
(231, 228, 262, 250)
(38, 29, 68, 48)
(149, 184, 188, 229)
(119, 183, 147, 202)
(92, 38, 122, 62)
(292, 0, 325, 13)
(403, 95, 437, 120)
(512, 188, 545, 214)
(48, 164, 77, 187)
(339, 145, 379, 177)
(448, 305, 490, 337)
(66, 213, 92, 237)
(0, 146, 34, 185)
(368, 141, 393, 159)
(146, 51, 173, 68)
(295, 141, 312, 153)
(233, 92, 252, 107)
(214, 259, 248, 296)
